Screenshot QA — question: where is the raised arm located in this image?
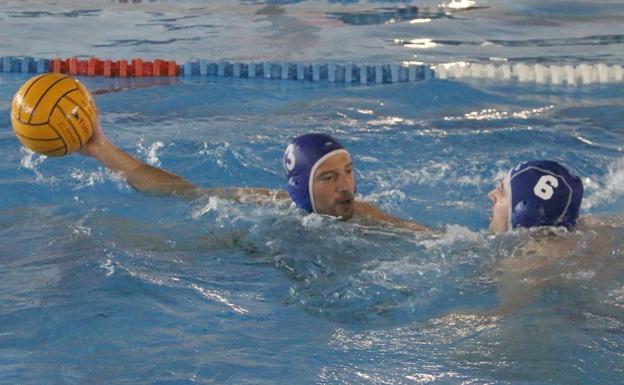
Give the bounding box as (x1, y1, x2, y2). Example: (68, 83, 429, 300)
(79, 117, 288, 202)
(79, 119, 201, 197)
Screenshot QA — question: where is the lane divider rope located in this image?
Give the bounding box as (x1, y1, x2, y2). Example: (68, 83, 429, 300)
(1, 56, 622, 85)
(0, 56, 431, 83)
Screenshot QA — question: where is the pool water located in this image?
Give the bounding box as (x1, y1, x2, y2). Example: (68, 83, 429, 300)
(1, 1, 624, 384)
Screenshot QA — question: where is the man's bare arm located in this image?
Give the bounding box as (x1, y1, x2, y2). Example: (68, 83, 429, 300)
(354, 200, 431, 232)
(79, 118, 286, 201)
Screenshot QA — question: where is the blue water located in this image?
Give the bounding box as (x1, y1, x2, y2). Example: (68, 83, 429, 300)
(2, 1, 624, 384)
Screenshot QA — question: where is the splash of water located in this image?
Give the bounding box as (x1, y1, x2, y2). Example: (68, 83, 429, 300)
(18, 148, 54, 183)
(584, 157, 624, 209)
(136, 139, 165, 166)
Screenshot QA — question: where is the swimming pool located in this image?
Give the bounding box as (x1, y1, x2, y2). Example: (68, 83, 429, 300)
(1, 1, 624, 384)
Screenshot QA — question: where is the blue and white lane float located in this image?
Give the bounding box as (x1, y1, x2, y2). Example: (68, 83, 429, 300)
(1, 56, 622, 86)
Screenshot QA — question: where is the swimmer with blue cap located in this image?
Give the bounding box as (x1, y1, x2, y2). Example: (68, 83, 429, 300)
(283, 133, 355, 219)
(488, 160, 583, 233)
(282, 133, 430, 230)
(78, 120, 431, 231)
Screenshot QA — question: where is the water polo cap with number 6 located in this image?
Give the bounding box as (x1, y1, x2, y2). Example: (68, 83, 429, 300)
(507, 160, 583, 229)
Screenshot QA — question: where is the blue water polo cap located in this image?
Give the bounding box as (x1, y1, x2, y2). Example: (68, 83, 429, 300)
(507, 160, 583, 230)
(283, 133, 348, 213)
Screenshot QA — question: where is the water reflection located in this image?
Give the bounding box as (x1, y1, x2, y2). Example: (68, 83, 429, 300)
(327, 6, 450, 26)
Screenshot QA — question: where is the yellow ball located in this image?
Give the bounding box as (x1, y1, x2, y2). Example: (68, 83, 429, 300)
(11, 73, 96, 157)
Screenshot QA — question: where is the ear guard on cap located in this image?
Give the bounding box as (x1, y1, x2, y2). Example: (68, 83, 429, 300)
(283, 133, 346, 213)
(508, 160, 583, 230)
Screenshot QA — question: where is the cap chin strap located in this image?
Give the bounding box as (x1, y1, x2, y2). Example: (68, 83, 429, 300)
(308, 149, 350, 213)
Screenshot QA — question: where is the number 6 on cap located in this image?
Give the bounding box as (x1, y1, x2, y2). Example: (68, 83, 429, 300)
(533, 175, 558, 200)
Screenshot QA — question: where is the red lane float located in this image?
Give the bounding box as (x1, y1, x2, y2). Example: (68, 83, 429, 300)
(50, 57, 179, 77)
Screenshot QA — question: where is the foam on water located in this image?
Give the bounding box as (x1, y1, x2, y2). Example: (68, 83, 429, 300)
(584, 156, 624, 210)
(18, 148, 54, 184)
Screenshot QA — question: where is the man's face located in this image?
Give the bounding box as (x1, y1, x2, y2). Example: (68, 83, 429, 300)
(488, 178, 509, 233)
(312, 151, 356, 220)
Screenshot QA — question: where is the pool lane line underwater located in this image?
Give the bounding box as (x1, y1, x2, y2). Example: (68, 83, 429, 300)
(2, 56, 623, 85)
